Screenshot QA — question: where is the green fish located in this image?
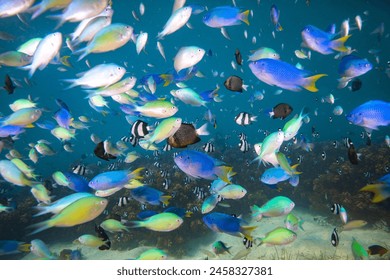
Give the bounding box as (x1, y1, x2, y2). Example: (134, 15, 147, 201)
(0, 51, 32, 66)
(251, 196, 295, 221)
(100, 219, 129, 233)
(129, 212, 183, 232)
(136, 248, 167, 260)
(212, 241, 231, 255)
(0, 108, 42, 127)
(0, 160, 38, 187)
(276, 152, 301, 176)
(75, 23, 133, 61)
(351, 238, 369, 260)
(282, 108, 308, 141)
(139, 117, 182, 149)
(256, 227, 297, 246)
(284, 213, 304, 231)
(28, 196, 108, 235)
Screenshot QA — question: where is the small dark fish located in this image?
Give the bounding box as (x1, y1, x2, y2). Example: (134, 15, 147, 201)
(3, 74, 16, 94)
(365, 131, 371, 146)
(351, 78, 362, 92)
(329, 116, 333, 123)
(321, 151, 326, 160)
(234, 48, 243, 65)
(367, 245, 388, 256)
(94, 224, 111, 250)
(348, 145, 359, 165)
(0, 31, 15, 41)
(168, 123, 202, 148)
(224, 75, 247, 92)
(331, 203, 341, 214)
(153, 161, 161, 168)
(297, 155, 303, 163)
(269, 103, 293, 120)
(331, 227, 339, 247)
(332, 141, 338, 148)
(93, 141, 117, 161)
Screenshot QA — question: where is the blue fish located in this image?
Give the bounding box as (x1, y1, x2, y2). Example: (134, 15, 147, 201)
(346, 100, 390, 131)
(203, 6, 249, 28)
(137, 210, 159, 220)
(62, 172, 90, 192)
(301, 24, 351, 55)
(54, 107, 72, 129)
(261, 167, 299, 188)
(88, 168, 143, 191)
(249, 58, 327, 92)
(270, 4, 283, 31)
(36, 120, 57, 130)
(202, 212, 256, 240)
(164, 206, 191, 218)
(337, 55, 372, 88)
(130, 185, 171, 206)
(174, 150, 235, 183)
(0, 240, 30, 256)
(0, 125, 25, 137)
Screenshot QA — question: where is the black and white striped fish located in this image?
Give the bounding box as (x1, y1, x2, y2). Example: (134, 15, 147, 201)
(160, 170, 169, 178)
(194, 186, 206, 200)
(129, 120, 150, 146)
(203, 142, 215, 153)
(153, 150, 160, 157)
(238, 132, 247, 141)
(71, 164, 86, 176)
(117, 197, 130, 207)
(239, 139, 249, 153)
(331, 227, 339, 247)
(153, 161, 161, 168)
(120, 136, 132, 143)
(330, 203, 342, 215)
(234, 112, 257, 126)
(162, 178, 170, 190)
(162, 143, 172, 151)
(107, 162, 119, 170)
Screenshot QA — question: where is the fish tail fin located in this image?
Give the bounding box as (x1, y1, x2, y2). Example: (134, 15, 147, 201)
(276, 22, 283, 31)
(184, 211, 193, 218)
(61, 79, 77, 90)
(302, 74, 327, 92)
(298, 219, 305, 231)
(251, 115, 258, 122)
(27, 219, 54, 235)
(215, 166, 236, 183)
(240, 10, 250, 25)
(72, 46, 89, 61)
(160, 195, 172, 206)
(250, 205, 262, 220)
(128, 220, 144, 229)
(330, 35, 352, 52)
(196, 123, 209, 136)
(119, 104, 139, 116)
(291, 164, 303, 175)
(159, 74, 173, 86)
(18, 243, 31, 253)
(359, 183, 390, 203)
(240, 225, 257, 241)
(129, 167, 144, 180)
(46, 14, 65, 30)
(337, 77, 351, 89)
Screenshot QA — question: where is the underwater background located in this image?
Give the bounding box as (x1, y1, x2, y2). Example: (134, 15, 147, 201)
(0, 0, 389, 260)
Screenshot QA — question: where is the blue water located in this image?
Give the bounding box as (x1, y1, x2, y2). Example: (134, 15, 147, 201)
(0, 0, 389, 260)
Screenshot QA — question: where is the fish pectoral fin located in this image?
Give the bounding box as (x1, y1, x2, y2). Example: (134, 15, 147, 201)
(302, 74, 327, 92)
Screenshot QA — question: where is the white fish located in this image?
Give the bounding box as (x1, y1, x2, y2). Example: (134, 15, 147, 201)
(139, 3, 145, 16)
(17, 38, 42, 56)
(157, 6, 192, 39)
(70, 5, 113, 41)
(63, 63, 126, 89)
(221, 27, 231, 40)
(156, 41, 166, 61)
(85, 76, 137, 97)
(29, 0, 73, 20)
(355, 15, 362, 31)
(136, 32, 148, 54)
(341, 19, 350, 37)
(71, 16, 112, 46)
(22, 32, 62, 78)
(0, 0, 35, 18)
(173, 0, 186, 13)
(174, 46, 205, 72)
(48, 0, 109, 29)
